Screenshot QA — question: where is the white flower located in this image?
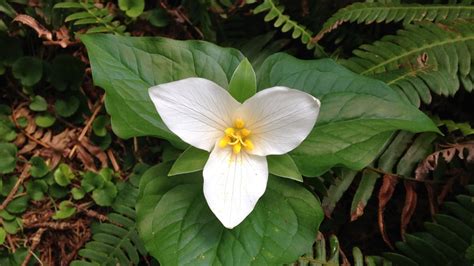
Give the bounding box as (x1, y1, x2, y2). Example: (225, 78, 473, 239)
(149, 77, 320, 229)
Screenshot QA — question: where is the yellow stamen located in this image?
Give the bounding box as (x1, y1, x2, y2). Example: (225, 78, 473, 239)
(219, 136, 231, 148)
(234, 118, 245, 129)
(224, 128, 234, 137)
(240, 128, 251, 137)
(243, 139, 254, 151)
(233, 143, 242, 154)
(219, 119, 254, 154)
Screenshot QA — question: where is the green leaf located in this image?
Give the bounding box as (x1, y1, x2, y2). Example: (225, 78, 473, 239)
(118, 0, 145, 17)
(0, 116, 16, 142)
(65, 11, 94, 22)
(168, 147, 208, 176)
(3, 218, 20, 234)
(71, 187, 85, 200)
(147, 8, 169, 27)
(258, 53, 439, 176)
(228, 58, 256, 102)
(92, 115, 109, 137)
(49, 184, 69, 199)
(35, 113, 56, 128)
(16, 117, 27, 128)
(49, 54, 85, 91)
(29, 95, 48, 112)
(350, 170, 379, 221)
(0, 142, 17, 174)
(12, 56, 43, 86)
(81, 34, 244, 141)
(26, 180, 48, 201)
(55, 96, 80, 117)
(0, 0, 17, 18)
(53, 200, 76, 220)
(29, 156, 49, 178)
(81, 171, 104, 192)
(1, 176, 16, 197)
(54, 163, 75, 187)
(136, 163, 323, 265)
(0, 227, 6, 245)
(92, 181, 117, 206)
(267, 154, 303, 182)
(6, 195, 29, 214)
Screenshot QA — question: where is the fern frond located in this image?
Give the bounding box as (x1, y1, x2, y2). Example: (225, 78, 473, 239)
(385, 188, 474, 265)
(341, 20, 474, 106)
(71, 165, 149, 266)
(252, 0, 326, 57)
(315, 2, 474, 42)
(54, 1, 126, 35)
(432, 116, 474, 136)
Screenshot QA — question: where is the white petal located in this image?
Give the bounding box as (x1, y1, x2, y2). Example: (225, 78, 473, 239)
(149, 78, 240, 151)
(237, 87, 320, 156)
(203, 146, 268, 229)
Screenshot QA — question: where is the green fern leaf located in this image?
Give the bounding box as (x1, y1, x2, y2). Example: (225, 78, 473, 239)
(315, 2, 474, 41)
(252, 0, 326, 57)
(72, 164, 149, 265)
(341, 20, 474, 106)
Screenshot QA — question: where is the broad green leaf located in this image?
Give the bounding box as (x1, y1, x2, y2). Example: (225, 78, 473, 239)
(148, 8, 169, 27)
(3, 218, 20, 234)
(92, 181, 117, 206)
(0, 116, 16, 142)
(137, 163, 323, 265)
(29, 156, 49, 178)
(1, 176, 16, 197)
(6, 195, 29, 214)
(29, 95, 48, 111)
(12, 56, 43, 86)
(55, 96, 80, 117)
(54, 163, 75, 187)
(52, 200, 76, 220)
(49, 184, 69, 199)
(81, 34, 244, 141)
(228, 58, 256, 102)
(168, 146, 208, 176)
(268, 154, 303, 182)
(34, 113, 56, 128)
(118, 0, 145, 17)
(0, 143, 17, 174)
(81, 171, 104, 192)
(258, 53, 439, 176)
(92, 115, 109, 137)
(49, 54, 85, 91)
(26, 180, 48, 201)
(71, 187, 85, 200)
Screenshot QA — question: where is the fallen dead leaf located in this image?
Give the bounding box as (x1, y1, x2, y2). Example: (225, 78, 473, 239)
(378, 174, 398, 249)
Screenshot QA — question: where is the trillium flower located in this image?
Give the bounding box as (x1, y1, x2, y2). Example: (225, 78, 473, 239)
(149, 77, 320, 229)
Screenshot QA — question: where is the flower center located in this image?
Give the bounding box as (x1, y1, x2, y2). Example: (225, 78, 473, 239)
(218, 118, 254, 154)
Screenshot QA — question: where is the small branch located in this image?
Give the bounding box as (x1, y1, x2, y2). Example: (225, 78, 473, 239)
(107, 149, 120, 172)
(159, 1, 204, 39)
(68, 94, 105, 158)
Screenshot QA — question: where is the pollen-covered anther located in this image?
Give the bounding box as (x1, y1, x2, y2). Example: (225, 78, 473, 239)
(219, 119, 252, 154)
